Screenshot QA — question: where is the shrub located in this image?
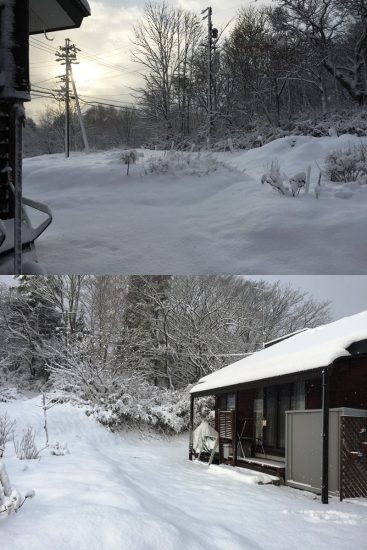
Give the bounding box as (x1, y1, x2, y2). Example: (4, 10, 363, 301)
(325, 144, 367, 183)
(261, 160, 287, 194)
(14, 427, 40, 460)
(0, 414, 16, 458)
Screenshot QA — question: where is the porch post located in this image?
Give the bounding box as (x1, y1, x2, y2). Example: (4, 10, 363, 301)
(189, 394, 194, 460)
(321, 367, 329, 504)
(0, 0, 31, 274)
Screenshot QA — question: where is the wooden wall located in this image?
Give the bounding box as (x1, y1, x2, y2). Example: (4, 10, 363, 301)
(306, 358, 367, 410)
(330, 358, 367, 409)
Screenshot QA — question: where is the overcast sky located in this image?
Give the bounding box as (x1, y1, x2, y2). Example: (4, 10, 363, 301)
(27, 0, 252, 120)
(1, 275, 366, 321)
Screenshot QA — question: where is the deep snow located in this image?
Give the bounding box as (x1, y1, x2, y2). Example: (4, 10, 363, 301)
(1, 396, 367, 549)
(22, 134, 367, 274)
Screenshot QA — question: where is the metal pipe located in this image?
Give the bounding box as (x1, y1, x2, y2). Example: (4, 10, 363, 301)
(321, 367, 329, 504)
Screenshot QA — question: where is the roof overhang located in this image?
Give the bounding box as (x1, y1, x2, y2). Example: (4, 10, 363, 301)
(190, 353, 367, 397)
(191, 366, 325, 397)
(29, 0, 91, 35)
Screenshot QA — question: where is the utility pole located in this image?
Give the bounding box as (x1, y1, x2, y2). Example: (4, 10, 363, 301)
(55, 39, 80, 158)
(201, 7, 218, 148)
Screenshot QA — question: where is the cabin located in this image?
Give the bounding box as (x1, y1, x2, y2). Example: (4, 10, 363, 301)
(0, 0, 91, 273)
(189, 311, 367, 503)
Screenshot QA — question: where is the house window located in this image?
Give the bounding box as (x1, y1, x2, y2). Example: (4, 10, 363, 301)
(218, 393, 236, 410)
(227, 393, 236, 410)
(291, 381, 306, 410)
(218, 395, 226, 410)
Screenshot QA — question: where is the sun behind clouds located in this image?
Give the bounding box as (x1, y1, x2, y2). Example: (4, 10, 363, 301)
(71, 60, 102, 84)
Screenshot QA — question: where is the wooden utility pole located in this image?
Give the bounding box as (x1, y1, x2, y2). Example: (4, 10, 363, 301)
(56, 39, 85, 157)
(201, 7, 218, 148)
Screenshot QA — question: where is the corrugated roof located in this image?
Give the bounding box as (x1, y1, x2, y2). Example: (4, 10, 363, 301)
(191, 310, 367, 395)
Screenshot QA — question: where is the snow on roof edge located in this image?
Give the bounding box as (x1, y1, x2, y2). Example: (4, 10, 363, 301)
(191, 310, 367, 395)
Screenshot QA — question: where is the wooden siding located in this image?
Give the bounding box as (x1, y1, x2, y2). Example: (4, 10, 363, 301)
(330, 358, 367, 409)
(305, 358, 367, 410)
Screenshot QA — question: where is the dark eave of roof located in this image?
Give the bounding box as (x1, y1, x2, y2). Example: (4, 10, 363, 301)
(29, 0, 91, 35)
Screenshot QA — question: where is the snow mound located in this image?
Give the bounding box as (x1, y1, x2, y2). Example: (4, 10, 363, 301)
(207, 464, 277, 485)
(22, 135, 367, 274)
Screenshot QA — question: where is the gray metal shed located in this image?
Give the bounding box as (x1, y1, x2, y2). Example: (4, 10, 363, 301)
(286, 408, 367, 497)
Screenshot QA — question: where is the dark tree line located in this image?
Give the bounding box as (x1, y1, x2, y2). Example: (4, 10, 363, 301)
(23, 104, 143, 156)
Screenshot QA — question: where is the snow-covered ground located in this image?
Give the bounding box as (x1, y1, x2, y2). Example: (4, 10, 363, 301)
(1, 396, 367, 549)
(23, 134, 367, 274)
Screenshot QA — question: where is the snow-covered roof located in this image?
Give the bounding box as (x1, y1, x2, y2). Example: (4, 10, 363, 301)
(191, 310, 367, 395)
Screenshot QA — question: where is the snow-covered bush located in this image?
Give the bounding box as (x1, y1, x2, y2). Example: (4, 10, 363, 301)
(14, 427, 40, 460)
(261, 160, 287, 194)
(0, 460, 35, 516)
(120, 149, 137, 175)
(0, 387, 24, 403)
(325, 144, 367, 183)
(288, 172, 307, 196)
(49, 442, 69, 456)
(262, 162, 309, 196)
(85, 385, 189, 433)
(0, 413, 16, 458)
(144, 151, 220, 177)
(0, 460, 20, 515)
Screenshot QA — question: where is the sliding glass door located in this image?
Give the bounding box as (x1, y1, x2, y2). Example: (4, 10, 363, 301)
(263, 384, 292, 452)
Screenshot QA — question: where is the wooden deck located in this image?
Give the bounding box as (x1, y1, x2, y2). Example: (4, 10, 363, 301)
(228, 455, 286, 481)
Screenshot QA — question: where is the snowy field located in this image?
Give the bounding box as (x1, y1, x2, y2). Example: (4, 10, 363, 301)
(23, 134, 367, 274)
(1, 396, 367, 550)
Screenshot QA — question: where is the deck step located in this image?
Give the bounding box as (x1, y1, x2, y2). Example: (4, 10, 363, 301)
(228, 455, 285, 482)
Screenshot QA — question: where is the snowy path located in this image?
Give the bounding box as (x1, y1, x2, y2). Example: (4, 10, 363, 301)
(23, 135, 367, 274)
(1, 397, 367, 550)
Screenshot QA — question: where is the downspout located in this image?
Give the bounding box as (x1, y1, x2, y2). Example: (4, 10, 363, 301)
(189, 394, 194, 461)
(321, 366, 329, 504)
(233, 391, 238, 466)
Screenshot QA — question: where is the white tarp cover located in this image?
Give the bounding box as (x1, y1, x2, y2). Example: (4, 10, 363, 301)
(193, 421, 218, 453)
(191, 310, 367, 395)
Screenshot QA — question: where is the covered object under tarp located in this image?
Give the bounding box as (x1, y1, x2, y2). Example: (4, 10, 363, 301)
(193, 421, 218, 454)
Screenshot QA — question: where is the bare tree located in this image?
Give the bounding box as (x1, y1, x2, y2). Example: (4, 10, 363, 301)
(275, 0, 367, 105)
(132, 2, 202, 139)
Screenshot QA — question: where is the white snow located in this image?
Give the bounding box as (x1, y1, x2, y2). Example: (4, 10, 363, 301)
(21, 134, 367, 274)
(191, 310, 367, 395)
(1, 396, 366, 550)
